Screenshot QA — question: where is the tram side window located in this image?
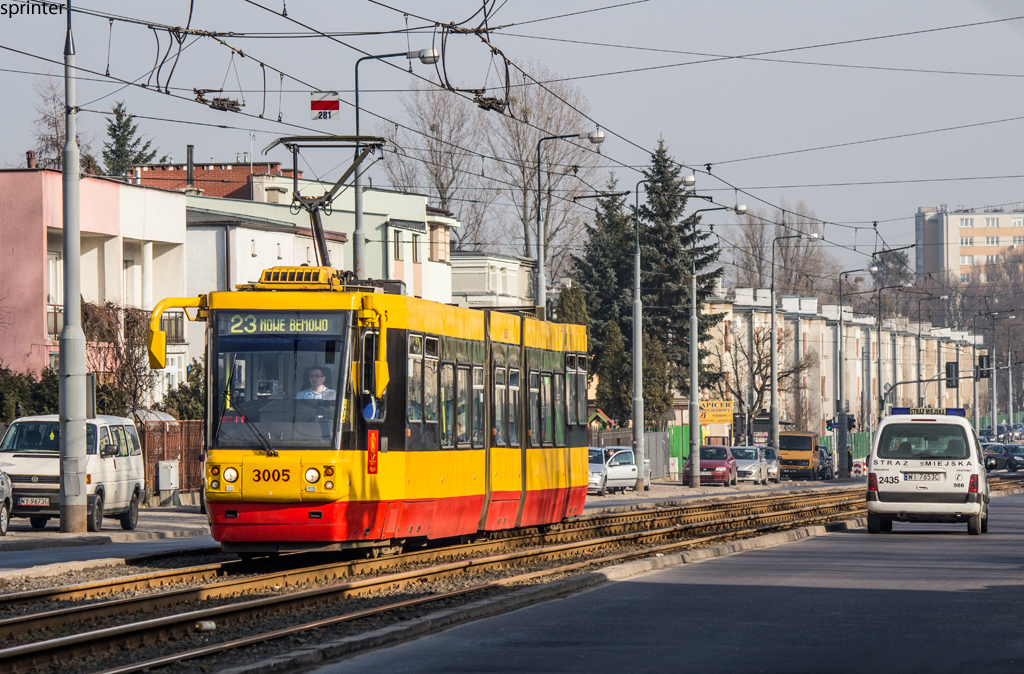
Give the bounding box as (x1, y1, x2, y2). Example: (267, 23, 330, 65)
(408, 335, 423, 422)
(494, 368, 506, 446)
(554, 373, 565, 446)
(509, 369, 520, 447)
(456, 366, 470, 445)
(424, 337, 439, 424)
(576, 356, 588, 424)
(528, 370, 544, 444)
(566, 355, 577, 426)
(472, 366, 484, 448)
(440, 363, 454, 447)
(541, 373, 554, 444)
(424, 357, 439, 423)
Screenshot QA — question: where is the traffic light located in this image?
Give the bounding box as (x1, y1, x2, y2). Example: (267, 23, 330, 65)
(847, 415, 856, 431)
(978, 355, 991, 379)
(945, 361, 959, 389)
(826, 419, 835, 431)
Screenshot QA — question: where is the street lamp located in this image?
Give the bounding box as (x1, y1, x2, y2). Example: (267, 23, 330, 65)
(836, 265, 876, 478)
(632, 174, 695, 487)
(970, 311, 998, 431)
(875, 281, 914, 420)
(917, 294, 949, 406)
(686, 203, 746, 488)
(353, 48, 440, 279)
(770, 233, 818, 452)
(535, 129, 605, 319)
(991, 313, 1013, 435)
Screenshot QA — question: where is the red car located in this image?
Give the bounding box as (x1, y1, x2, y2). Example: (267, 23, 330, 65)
(681, 445, 738, 486)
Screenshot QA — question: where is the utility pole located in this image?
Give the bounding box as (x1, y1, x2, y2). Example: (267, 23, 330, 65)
(59, 2, 88, 533)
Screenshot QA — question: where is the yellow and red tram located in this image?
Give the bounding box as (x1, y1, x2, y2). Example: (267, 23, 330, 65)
(148, 266, 588, 554)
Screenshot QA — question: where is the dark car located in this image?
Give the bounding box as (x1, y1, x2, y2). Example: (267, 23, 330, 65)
(1003, 444, 1024, 472)
(817, 447, 835, 480)
(682, 445, 738, 486)
(980, 429, 996, 444)
(983, 444, 1012, 471)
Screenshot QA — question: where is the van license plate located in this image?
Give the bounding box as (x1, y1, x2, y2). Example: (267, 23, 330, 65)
(17, 497, 49, 506)
(904, 473, 941, 481)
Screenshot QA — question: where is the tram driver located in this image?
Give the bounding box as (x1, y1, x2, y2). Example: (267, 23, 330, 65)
(296, 366, 337, 400)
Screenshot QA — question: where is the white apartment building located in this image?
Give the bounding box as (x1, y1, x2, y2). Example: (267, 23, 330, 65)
(916, 204, 1024, 283)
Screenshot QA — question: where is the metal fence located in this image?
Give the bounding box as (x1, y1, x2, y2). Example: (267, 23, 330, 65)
(141, 420, 205, 494)
(588, 428, 671, 479)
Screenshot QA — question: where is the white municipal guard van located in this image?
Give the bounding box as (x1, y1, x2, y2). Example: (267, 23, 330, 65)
(867, 407, 989, 535)
(0, 415, 145, 531)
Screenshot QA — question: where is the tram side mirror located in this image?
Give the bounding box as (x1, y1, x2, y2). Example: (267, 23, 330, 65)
(147, 329, 167, 369)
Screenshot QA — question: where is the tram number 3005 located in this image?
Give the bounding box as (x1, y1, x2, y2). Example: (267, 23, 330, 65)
(252, 469, 290, 483)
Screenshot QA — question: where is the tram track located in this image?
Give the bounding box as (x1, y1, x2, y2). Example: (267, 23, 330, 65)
(0, 488, 868, 674)
(4, 479, 1021, 674)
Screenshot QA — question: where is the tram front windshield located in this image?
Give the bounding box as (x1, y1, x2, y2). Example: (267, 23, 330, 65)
(212, 310, 350, 450)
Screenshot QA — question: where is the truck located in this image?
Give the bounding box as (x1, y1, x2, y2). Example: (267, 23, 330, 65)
(778, 431, 820, 480)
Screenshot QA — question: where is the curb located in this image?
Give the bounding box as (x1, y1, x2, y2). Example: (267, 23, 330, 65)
(0, 527, 211, 554)
(216, 517, 867, 674)
(0, 545, 224, 581)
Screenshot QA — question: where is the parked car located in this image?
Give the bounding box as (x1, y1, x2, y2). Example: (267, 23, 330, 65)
(0, 467, 10, 536)
(682, 445, 738, 486)
(817, 447, 835, 480)
(979, 429, 996, 443)
(731, 446, 768, 485)
(0, 415, 144, 531)
(588, 447, 651, 495)
(760, 445, 781, 483)
(997, 424, 1015, 443)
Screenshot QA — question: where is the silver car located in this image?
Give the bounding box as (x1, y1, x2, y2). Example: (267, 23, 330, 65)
(0, 466, 10, 535)
(760, 445, 781, 483)
(732, 446, 769, 485)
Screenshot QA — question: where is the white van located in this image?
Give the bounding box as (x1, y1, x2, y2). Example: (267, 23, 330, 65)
(0, 415, 145, 531)
(867, 407, 989, 535)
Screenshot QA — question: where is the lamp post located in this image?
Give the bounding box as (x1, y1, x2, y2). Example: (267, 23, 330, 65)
(633, 174, 694, 485)
(535, 130, 605, 320)
(970, 312, 998, 431)
(770, 233, 818, 452)
(836, 266, 876, 478)
(917, 294, 949, 406)
(875, 282, 914, 420)
(687, 204, 746, 488)
(1003, 318, 1018, 435)
(991, 314, 1012, 436)
(353, 48, 439, 279)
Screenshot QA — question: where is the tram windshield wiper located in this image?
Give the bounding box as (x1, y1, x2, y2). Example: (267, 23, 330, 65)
(235, 402, 278, 457)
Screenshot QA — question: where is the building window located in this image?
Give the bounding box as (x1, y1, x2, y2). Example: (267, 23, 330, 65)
(960, 218, 974, 228)
(986, 255, 1001, 264)
(47, 252, 62, 304)
(1014, 237, 1024, 246)
(1013, 218, 1024, 227)
(428, 224, 447, 263)
(960, 255, 974, 265)
(412, 234, 420, 263)
(960, 237, 974, 246)
(986, 217, 999, 228)
(394, 231, 403, 261)
(986, 237, 999, 247)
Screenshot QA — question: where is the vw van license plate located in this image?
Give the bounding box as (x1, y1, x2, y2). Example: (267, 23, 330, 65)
(17, 497, 49, 506)
(904, 472, 941, 481)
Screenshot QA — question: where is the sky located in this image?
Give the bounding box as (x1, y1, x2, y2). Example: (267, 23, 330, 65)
(2, 0, 1024, 277)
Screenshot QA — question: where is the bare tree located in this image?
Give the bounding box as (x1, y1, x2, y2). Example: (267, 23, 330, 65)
(33, 75, 101, 174)
(83, 301, 157, 415)
(734, 198, 838, 300)
(378, 79, 497, 251)
(708, 317, 817, 441)
(483, 61, 601, 282)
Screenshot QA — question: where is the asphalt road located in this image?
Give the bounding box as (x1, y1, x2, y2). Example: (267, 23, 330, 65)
(312, 491, 1024, 674)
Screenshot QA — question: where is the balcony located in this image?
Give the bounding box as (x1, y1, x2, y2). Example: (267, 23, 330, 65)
(47, 304, 63, 339)
(160, 311, 185, 344)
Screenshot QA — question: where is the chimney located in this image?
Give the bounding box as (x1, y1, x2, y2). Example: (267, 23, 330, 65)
(186, 145, 194, 188)
(25, 150, 36, 169)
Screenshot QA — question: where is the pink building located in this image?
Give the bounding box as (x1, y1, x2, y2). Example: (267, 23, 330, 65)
(0, 168, 187, 388)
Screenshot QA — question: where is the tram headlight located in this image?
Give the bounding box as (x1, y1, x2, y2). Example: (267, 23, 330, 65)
(324, 481, 334, 490)
(211, 480, 220, 490)
(223, 467, 239, 483)
(305, 468, 321, 484)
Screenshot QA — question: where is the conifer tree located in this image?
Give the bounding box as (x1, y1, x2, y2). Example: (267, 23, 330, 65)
(595, 321, 631, 425)
(102, 101, 160, 178)
(642, 330, 672, 429)
(637, 139, 724, 392)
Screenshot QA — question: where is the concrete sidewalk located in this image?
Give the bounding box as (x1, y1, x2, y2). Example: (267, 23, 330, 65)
(0, 506, 211, 552)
